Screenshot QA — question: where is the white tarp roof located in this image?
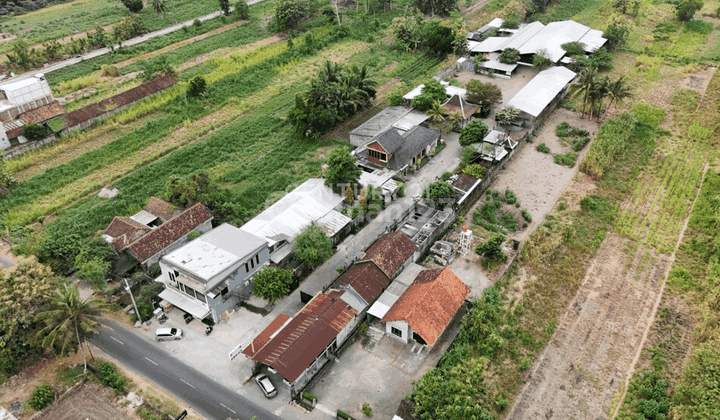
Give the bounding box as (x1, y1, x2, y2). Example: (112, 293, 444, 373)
(240, 179, 346, 247)
(579, 29, 607, 52)
(507, 66, 577, 117)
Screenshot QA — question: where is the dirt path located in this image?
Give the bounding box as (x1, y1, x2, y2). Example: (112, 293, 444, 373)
(508, 233, 671, 419)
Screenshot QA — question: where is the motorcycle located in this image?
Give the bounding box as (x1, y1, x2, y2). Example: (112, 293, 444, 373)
(205, 325, 213, 336)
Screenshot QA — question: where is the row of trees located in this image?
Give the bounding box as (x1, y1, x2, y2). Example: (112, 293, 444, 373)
(572, 67, 632, 120)
(290, 60, 377, 138)
(390, 13, 466, 56)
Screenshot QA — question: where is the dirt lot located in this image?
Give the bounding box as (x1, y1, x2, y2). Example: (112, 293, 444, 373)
(507, 234, 671, 420)
(35, 383, 133, 420)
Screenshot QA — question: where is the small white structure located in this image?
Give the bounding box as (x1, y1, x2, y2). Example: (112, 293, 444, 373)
(158, 223, 269, 324)
(239, 178, 351, 265)
(506, 66, 577, 122)
(0, 74, 53, 122)
(458, 226, 473, 255)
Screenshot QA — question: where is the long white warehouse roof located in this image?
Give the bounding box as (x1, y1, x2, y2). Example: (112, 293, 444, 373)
(507, 66, 577, 117)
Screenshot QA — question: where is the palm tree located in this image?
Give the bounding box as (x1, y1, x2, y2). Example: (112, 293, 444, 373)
(601, 76, 632, 120)
(587, 76, 609, 121)
(571, 66, 598, 117)
(426, 100, 446, 123)
(151, 0, 166, 15)
(35, 283, 106, 374)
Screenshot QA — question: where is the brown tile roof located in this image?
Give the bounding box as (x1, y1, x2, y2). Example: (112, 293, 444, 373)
(65, 74, 177, 128)
(242, 314, 291, 358)
(17, 101, 66, 125)
(251, 290, 357, 383)
(360, 231, 417, 278)
(335, 261, 390, 304)
(104, 216, 151, 251)
(127, 203, 212, 263)
(4, 120, 24, 139)
(144, 196, 180, 222)
(382, 267, 470, 347)
(453, 173, 480, 193)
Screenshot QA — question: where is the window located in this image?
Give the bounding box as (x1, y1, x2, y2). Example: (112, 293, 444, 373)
(221, 287, 229, 297)
(185, 285, 197, 299)
(368, 149, 387, 162)
(255, 254, 259, 264)
(178, 283, 186, 294)
(245, 262, 249, 273)
(391, 326, 402, 338)
(250, 258, 255, 269)
(196, 292, 207, 304)
(168, 271, 176, 282)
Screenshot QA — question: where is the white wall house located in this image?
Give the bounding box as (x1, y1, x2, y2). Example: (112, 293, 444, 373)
(157, 223, 269, 324)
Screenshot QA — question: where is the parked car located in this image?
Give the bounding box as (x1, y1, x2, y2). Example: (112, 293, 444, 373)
(254, 374, 277, 398)
(155, 327, 183, 341)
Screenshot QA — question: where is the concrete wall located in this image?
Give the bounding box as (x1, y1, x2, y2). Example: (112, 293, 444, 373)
(386, 320, 410, 344)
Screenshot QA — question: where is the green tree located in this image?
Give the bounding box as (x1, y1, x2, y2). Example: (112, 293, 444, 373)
(423, 180, 456, 209)
(113, 15, 144, 41)
(532, 52, 552, 70)
(324, 146, 361, 192)
(604, 23, 628, 50)
(235, 0, 250, 19)
(0, 257, 58, 378)
(219, 0, 231, 14)
(87, 26, 108, 48)
(121, 0, 144, 13)
(498, 48, 520, 64)
(415, 0, 456, 16)
(187, 76, 207, 99)
(426, 100, 446, 122)
(7, 39, 31, 68)
(252, 266, 293, 303)
(411, 79, 447, 111)
(495, 106, 519, 125)
(0, 152, 17, 199)
(474, 233, 507, 262)
(293, 224, 333, 269)
(459, 119, 488, 146)
(421, 20, 455, 56)
(35, 283, 106, 374)
(465, 80, 502, 107)
(461, 145, 476, 166)
(163, 173, 246, 225)
(676, 0, 703, 21)
(390, 14, 422, 52)
(138, 55, 174, 81)
(601, 75, 632, 119)
(38, 232, 84, 275)
(275, 0, 313, 31)
(28, 384, 54, 410)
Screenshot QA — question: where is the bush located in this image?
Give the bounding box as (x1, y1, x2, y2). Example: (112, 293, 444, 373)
(496, 396, 509, 411)
(294, 224, 333, 269)
(302, 391, 316, 401)
(252, 266, 293, 304)
(100, 64, 119, 77)
(459, 119, 489, 146)
(533, 53, 552, 71)
(423, 180, 456, 209)
(23, 123, 46, 141)
(475, 233, 507, 262)
(188, 231, 201, 240)
(99, 362, 126, 393)
(186, 76, 207, 99)
(554, 151, 579, 167)
(362, 403, 372, 416)
(336, 265, 345, 273)
(504, 189, 517, 205)
(521, 209, 532, 222)
(676, 0, 703, 22)
(561, 41, 584, 56)
(28, 384, 54, 410)
(501, 18, 519, 29)
(235, 0, 250, 19)
(396, 181, 405, 197)
(463, 163, 485, 179)
(536, 143, 550, 153)
(556, 122, 569, 137)
(572, 137, 590, 152)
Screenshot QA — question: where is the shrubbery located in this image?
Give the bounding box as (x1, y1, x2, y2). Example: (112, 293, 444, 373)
(459, 119, 489, 145)
(252, 266, 293, 304)
(28, 384, 54, 410)
(99, 362, 127, 393)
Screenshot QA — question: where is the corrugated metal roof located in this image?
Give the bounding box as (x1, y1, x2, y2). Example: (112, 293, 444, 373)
(317, 210, 351, 238)
(349, 106, 413, 138)
(129, 210, 158, 226)
(579, 29, 607, 52)
(392, 109, 429, 132)
(242, 314, 291, 358)
(518, 21, 591, 62)
(507, 66, 577, 117)
(403, 84, 425, 101)
(501, 21, 545, 51)
(240, 179, 345, 247)
(470, 36, 508, 53)
(367, 262, 423, 319)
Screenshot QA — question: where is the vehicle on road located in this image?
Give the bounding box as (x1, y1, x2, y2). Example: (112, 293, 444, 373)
(254, 374, 277, 398)
(155, 327, 183, 341)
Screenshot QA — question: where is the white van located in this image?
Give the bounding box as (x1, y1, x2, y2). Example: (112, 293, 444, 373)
(155, 327, 183, 341)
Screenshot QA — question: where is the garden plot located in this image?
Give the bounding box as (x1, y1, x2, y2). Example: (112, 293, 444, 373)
(35, 384, 133, 420)
(508, 233, 671, 420)
(490, 108, 599, 240)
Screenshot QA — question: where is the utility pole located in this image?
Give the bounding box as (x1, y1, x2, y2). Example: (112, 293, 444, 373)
(124, 278, 142, 325)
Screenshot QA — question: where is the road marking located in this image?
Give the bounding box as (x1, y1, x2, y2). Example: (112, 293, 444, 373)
(219, 403, 236, 414)
(180, 379, 196, 389)
(144, 357, 158, 366)
(110, 336, 124, 345)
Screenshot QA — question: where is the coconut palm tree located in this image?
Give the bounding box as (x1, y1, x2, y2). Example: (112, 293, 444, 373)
(587, 76, 609, 121)
(426, 100, 446, 123)
(35, 283, 106, 374)
(571, 66, 598, 117)
(602, 76, 633, 120)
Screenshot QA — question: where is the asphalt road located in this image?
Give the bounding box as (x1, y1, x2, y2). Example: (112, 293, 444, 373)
(93, 319, 281, 420)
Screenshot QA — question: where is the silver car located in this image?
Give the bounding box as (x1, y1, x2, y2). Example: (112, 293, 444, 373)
(254, 374, 277, 398)
(155, 327, 183, 341)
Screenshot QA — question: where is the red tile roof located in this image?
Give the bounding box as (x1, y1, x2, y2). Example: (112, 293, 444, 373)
(144, 196, 180, 222)
(104, 216, 151, 251)
(335, 261, 390, 304)
(453, 173, 480, 193)
(17, 101, 66, 125)
(382, 268, 470, 347)
(251, 290, 357, 383)
(127, 203, 212, 263)
(242, 314, 291, 358)
(360, 231, 417, 278)
(65, 74, 177, 128)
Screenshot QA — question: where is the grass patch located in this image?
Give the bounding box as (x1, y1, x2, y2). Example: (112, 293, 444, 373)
(554, 151, 579, 167)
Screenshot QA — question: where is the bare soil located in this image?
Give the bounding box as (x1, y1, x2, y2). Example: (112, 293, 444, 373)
(507, 234, 671, 420)
(35, 383, 133, 420)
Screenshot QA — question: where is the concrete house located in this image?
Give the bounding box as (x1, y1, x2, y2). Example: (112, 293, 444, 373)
(358, 231, 418, 280)
(349, 106, 429, 147)
(158, 223, 269, 324)
(381, 267, 470, 348)
(103, 198, 213, 276)
(357, 126, 440, 175)
(244, 289, 360, 398)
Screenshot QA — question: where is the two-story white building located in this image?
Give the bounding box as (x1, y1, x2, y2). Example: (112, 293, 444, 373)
(157, 223, 269, 324)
